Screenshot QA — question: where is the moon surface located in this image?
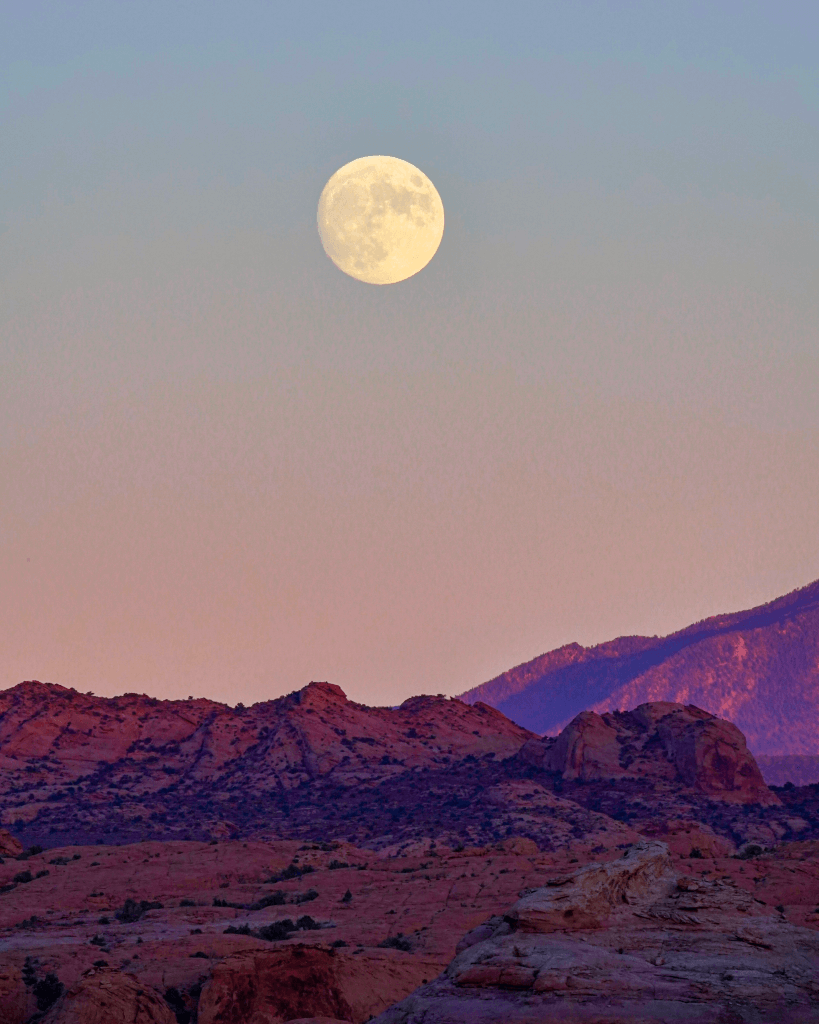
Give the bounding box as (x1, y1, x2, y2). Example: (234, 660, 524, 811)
(317, 155, 444, 284)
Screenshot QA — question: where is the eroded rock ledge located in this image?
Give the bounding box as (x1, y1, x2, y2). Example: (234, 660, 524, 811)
(374, 841, 819, 1023)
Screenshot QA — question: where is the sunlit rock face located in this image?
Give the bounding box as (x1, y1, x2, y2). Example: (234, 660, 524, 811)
(373, 841, 819, 1024)
(521, 701, 779, 805)
(0, 681, 533, 841)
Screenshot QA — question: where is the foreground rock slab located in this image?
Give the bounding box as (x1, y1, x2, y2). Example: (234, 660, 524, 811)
(374, 841, 819, 1024)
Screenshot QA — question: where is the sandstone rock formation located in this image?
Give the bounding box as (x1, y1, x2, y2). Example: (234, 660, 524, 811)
(521, 701, 779, 805)
(0, 680, 800, 856)
(461, 576, 819, 757)
(374, 841, 819, 1023)
(0, 680, 532, 847)
(41, 967, 175, 1024)
(198, 945, 439, 1024)
(0, 828, 23, 856)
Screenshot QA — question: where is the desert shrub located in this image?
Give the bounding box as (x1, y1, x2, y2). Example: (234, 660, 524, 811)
(296, 915, 320, 930)
(36, 869, 49, 878)
(89, 935, 106, 947)
(249, 891, 286, 910)
(98, 916, 110, 925)
(739, 844, 764, 860)
(294, 888, 318, 904)
(15, 845, 43, 862)
(341, 889, 352, 903)
(13, 871, 33, 884)
(328, 860, 349, 870)
(33, 973, 63, 1012)
(257, 919, 296, 942)
(378, 934, 412, 952)
(179, 898, 196, 907)
(190, 951, 208, 959)
(689, 847, 704, 859)
(213, 897, 246, 909)
(267, 862, 315, 883)
(223, 924, 252, 935)
(331, 939, 348, 947)
(116, 898, 164, 923)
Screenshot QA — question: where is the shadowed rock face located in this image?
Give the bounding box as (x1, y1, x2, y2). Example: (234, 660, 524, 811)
(373, 841, 819, 1024)
(0, 965, 32, 1024)
(521, 702, 779, 806)
(460, 577, 819, 757)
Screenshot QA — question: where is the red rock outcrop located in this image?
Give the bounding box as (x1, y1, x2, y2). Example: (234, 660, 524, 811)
(41, 968, 175, 1024)
(373, 841, 819, 1023)
(0, 681, 532, 845)
(461, 576, 819, 757)
(0, 828, 23, 856)
(198, 945, 439, 1024)
(522, 701, 780, 805)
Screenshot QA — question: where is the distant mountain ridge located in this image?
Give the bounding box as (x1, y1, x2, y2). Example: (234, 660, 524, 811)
(459, 578, 819, 756)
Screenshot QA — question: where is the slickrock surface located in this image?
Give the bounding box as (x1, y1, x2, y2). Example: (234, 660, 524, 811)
(522, 702, 779, 805)
(374, 841, 819, 1024)
(461, 576, 819, 757)
(0, 835, 640, 1023)
(3, 830, 819, 1020)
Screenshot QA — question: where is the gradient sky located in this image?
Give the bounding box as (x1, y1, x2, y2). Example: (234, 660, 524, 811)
(2, 2, 818, 708)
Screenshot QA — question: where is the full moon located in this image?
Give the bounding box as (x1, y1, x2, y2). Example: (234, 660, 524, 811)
(317, 155, 444, 284)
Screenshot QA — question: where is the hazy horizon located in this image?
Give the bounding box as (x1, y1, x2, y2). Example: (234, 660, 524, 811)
(3, 3, 818, 707)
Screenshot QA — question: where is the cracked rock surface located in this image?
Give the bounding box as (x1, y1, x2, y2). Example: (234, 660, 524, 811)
(373, 841, 819, 1023)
